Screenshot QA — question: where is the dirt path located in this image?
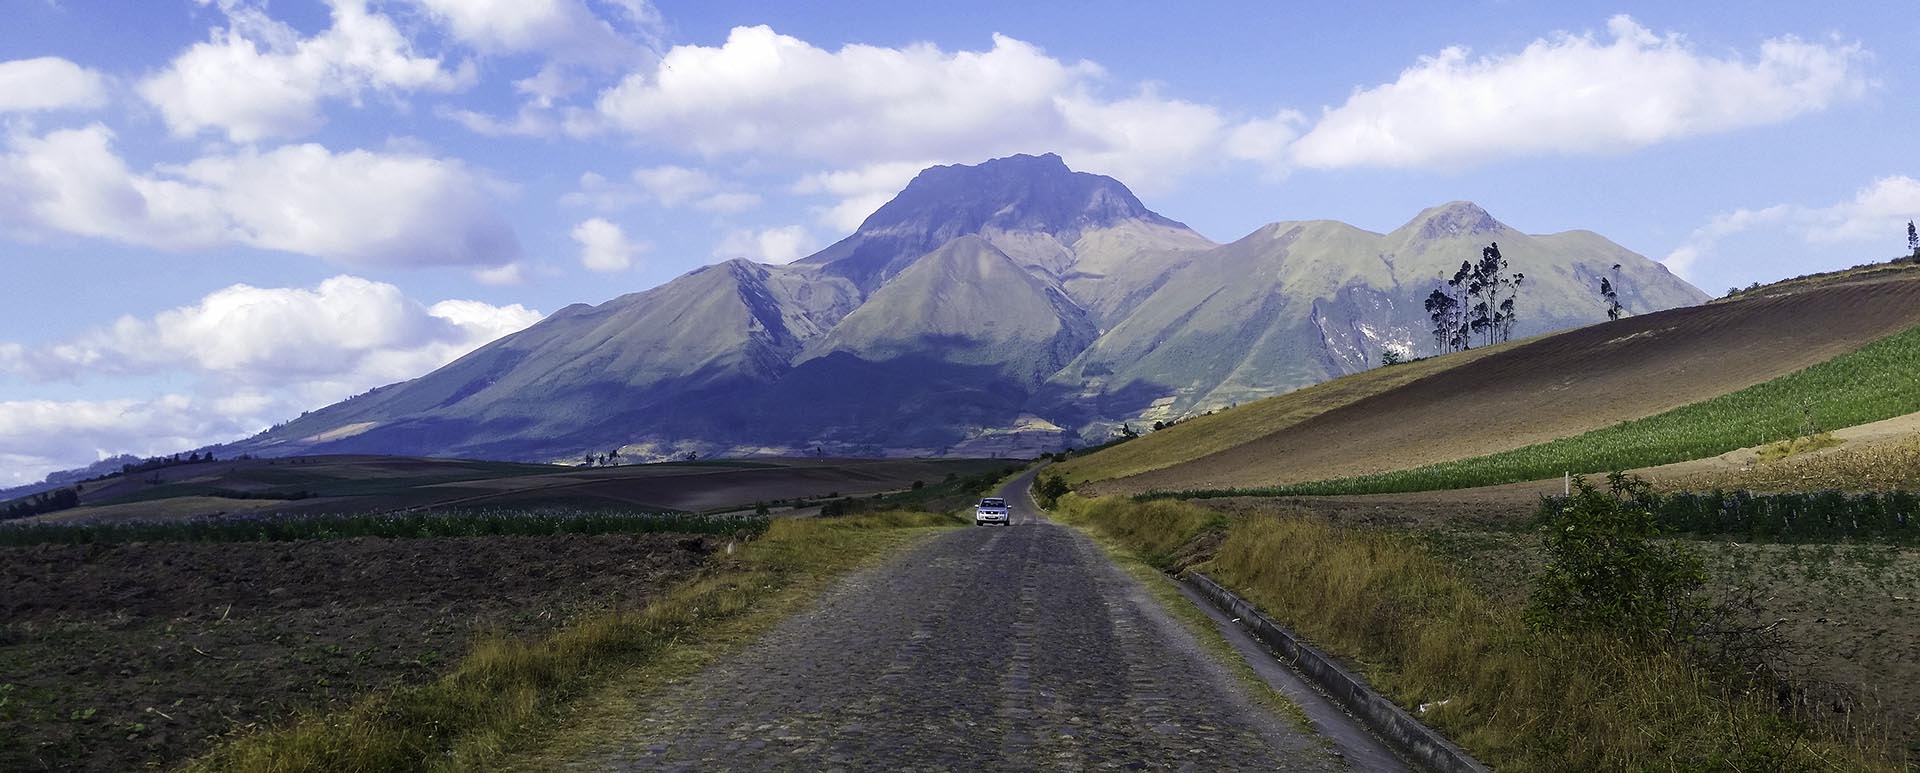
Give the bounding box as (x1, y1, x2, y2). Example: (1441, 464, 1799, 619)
(558, 471, 1342, 771)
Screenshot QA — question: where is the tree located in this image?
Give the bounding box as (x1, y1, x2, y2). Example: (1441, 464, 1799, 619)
(1116, 423, 1139, 440)
(1909, 220, 1918, 261)
(606, 449, 621, 465)
(1380, 349, 1404, 367)
(682, 451, 700, 462)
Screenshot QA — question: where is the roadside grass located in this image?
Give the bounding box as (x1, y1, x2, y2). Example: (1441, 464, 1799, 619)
(1057, 494, 1896, 771)
(187, 510, 961, 773)
(1052, 344, 1506, 484)
(1162, 323, 1920, 499)
(0, 508, 760, 547)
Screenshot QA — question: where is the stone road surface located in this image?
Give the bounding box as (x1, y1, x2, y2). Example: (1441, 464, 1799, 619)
(571, 469, 1343, 771)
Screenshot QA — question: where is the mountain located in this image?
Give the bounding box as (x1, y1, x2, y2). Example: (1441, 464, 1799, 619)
(224, 154, 1707, 463)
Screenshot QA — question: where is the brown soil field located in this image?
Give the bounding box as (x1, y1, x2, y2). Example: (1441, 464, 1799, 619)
(1102, 277, 1920, 495)
(0, 533, 715, 771)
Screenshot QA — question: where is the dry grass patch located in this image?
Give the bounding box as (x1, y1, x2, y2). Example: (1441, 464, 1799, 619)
(1059, 494, 1897, 770)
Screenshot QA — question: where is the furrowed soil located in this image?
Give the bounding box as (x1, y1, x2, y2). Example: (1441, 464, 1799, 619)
(1101, 277, 1920, 495)
(0, 533, 717, 771)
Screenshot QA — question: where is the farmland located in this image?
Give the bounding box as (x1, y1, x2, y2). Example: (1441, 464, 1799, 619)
(5, 455, 1008, 525)
(0, 528, 722, 771)
(1157, 320, 1920, 499)
(1095, 276, 1920, 495)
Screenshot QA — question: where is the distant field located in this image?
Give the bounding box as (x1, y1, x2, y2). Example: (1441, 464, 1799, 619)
(1165, 321, 1920, 498)
(1098, 276, 1920, 495)
(12, 456, 1008, 524)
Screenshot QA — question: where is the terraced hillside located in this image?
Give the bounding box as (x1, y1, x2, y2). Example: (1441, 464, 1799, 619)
(1090, 275, 1920, 495)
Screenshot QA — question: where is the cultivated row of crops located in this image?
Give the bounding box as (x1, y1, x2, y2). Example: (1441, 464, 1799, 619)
(1162, 323, 1920, 499)
(0, 508, 767, 547)
(1535, 489, 1918, 544)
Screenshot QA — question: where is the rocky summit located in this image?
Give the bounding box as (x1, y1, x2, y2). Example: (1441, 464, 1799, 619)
(225, 154, 1708, 463)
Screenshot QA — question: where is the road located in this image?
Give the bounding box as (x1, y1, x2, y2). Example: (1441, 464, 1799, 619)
(568, 468, 1351, 771)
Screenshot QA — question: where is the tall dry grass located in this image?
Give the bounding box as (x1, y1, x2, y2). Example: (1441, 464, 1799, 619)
(1060, 494, 1894, 770)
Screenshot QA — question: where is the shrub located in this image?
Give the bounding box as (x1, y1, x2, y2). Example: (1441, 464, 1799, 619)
(1527, 473, 1706, 643)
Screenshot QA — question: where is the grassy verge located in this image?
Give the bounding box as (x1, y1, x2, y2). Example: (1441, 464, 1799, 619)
(186, 511, 959, 772)
(0, 508, 760, 546)
(1057, 494, 1895, 770)
(1164, 323, 1920, 499)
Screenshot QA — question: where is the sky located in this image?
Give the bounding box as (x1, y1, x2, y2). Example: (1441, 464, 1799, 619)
(1, 0, 1915, 485)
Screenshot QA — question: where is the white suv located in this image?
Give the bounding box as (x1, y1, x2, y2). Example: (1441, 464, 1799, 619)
(974, 497, 1011, 526)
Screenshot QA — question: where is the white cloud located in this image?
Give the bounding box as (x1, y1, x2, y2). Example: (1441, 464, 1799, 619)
(571, 217, 647, 271)
(1665, 176, 1920, 282)
(0, 276, 543, 484)
(589, 26, 1297, 217)
(140, 0, 472, 142)
(793, 161, 933, 232)
(631, 165, 717, 206)
(472, 262, 529, 285)
(0, 124, 520, 268)
(0, 395, 264, 486)
(562, 165, 762, 214)
(0, 57, 109, 112)
(2, 275, 541, 385)
(1291, 15, 1869, 169)
(714, 225, 816, 264)
(406, 0, 657, 67)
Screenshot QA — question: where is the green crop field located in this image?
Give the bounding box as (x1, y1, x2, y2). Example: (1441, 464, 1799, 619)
(1160, 322, 1920, 499)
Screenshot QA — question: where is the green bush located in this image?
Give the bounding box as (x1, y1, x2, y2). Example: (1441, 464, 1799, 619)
(1528, 474, 1706, 643)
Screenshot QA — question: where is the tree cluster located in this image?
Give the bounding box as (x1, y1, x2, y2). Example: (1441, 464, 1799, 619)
(117, 451, 216, 477)
(1425, 242, 1525, 353)
(3, 487, 80, 521)
(580, 449, 622, 467)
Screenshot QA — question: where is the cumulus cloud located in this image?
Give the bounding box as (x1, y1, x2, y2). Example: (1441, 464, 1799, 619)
(2, 275, 541, 386)
(139, 0, 472, 142)
(587, 26, 1298, 219)
(571, 217, 647, 271)
(0, 124, 520, 268)
(714, 225, 816, 264)
(0, 277, 543, 484)
(0, 57, 109, 112)
(1665, 176, 1920, 283)
(1290, 16, 1868, 169)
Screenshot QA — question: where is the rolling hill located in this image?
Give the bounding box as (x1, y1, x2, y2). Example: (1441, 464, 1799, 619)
(216, 153, 1706, 466)
(1079, 273, 1920, 495)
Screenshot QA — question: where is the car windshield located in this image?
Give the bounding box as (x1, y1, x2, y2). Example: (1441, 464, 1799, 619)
(980, 498, 1004, 507)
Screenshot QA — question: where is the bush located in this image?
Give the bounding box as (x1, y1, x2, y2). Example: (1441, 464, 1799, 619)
(1034, 473, 1070, 508)
(1527, 473, 1706, 643)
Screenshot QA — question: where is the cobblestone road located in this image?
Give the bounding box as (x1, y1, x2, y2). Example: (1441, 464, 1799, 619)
(572, 471, 1342, 771)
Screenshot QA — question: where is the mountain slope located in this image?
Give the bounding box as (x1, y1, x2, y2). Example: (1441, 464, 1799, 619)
(1044, 203, 1709, 430)
(225, 155, 1709, 465)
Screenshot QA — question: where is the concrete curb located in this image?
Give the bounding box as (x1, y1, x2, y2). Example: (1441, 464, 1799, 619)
(1183, 572, 1491, 773)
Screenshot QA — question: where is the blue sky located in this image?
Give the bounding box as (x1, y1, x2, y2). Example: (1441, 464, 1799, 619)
(1, 0, 1915, 483)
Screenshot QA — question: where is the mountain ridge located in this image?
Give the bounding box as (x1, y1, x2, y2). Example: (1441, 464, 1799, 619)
(219, 154, 1707, 464)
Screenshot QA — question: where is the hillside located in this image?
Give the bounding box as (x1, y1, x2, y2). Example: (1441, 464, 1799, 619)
(1091, 275, 1920, 495)
(216, 153, 1706, 467)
